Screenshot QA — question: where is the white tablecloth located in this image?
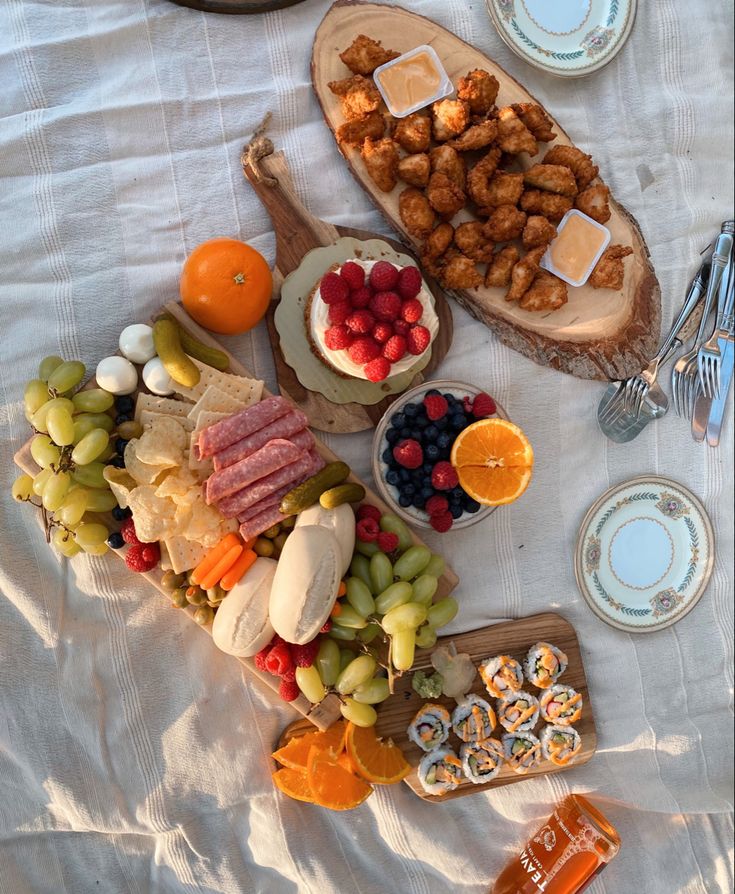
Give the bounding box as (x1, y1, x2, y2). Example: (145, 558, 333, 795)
(1, 1, 733, 891)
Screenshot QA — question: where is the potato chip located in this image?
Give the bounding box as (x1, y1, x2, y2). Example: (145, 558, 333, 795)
(127, 486, 177, 542)
(174, 359, 263, 407)
(135, 393, 192, 421)
(124, 440, 171, 486)
(187, 386, 246, 422)
(180, 491, 223, 544)
(155, 467, 198, 499)
(140, 409, 195, 433)
(135, 417, 187, 467)
(103, 467, 138, 509)
(163, 536, 210, 574)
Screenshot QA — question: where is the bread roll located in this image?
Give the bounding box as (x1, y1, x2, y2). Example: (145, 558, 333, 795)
(295, 502, 355, 576)
(212, 557, 276, 657)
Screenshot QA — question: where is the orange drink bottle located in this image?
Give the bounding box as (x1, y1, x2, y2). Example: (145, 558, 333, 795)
(492, 795, 620, 894)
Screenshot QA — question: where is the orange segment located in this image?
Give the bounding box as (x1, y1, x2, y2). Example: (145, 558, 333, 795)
(271, 720, 348, 770)
(311, 719, 348, 757)
(272, 767, 314, 803)
(345, 722, 411, 785)
(450, 419, 534, 506)
(307, 746, 373, 810)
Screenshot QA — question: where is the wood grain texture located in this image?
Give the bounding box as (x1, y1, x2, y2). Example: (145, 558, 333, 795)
(167, 0, 305, 14)
(279, 612, 596, 800)
(312, 1, 661, 381)
(13, 302, 458, 731)
(242, 151, 453, 433)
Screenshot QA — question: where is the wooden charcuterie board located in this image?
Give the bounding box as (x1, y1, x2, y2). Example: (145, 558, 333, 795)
(13, 301, 458, 730)
(311, 1, 661, 382)
(279, 612, 596, 799)
(167, 0, 305, 13)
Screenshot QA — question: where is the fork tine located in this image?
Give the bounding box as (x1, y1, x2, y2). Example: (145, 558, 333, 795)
(671, 369, 682, 415)
(599, 387, 624, 425)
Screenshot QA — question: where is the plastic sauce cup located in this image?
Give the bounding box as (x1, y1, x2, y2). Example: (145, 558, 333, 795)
(540, 209, 611, 288)
(373, 45, 453, 119)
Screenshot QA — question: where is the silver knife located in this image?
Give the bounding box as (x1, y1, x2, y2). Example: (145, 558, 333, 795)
(706, 264, 735, 445)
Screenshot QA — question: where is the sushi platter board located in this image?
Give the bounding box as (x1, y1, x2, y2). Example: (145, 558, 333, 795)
(279, 612, 597, 800)
(13, 301, 458, 730)
(243, 150, 453, 434)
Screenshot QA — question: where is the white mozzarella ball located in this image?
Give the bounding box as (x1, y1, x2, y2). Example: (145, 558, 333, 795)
(95, 356, 138, 395)
(142, 357, 174, 396)
(118, 324, 156, 364)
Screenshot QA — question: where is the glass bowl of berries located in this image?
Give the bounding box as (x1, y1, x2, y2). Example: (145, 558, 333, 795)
(372, 380, 507, 533)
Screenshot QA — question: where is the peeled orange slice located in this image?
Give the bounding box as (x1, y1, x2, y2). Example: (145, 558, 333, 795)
(450, 419, 534, 506)
(345, 722, 411, 785)
(272, 768, 314, 803)
(271, 720, 348, 770)
(306, 745, 373, 810)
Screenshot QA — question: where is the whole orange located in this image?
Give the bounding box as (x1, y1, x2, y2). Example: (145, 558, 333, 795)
(180, 237, 273, 335)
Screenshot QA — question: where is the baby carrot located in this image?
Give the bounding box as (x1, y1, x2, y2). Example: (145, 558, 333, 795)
(199, 543, 243, 591)
(337, 581, 347, 597)
(330, 601, 343, 618)
(220, 549, 257, 591)
(190, 533, 241, 585)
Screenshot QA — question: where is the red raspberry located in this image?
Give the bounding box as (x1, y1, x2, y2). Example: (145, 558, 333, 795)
(407, 324, 431, 355)
(281, 668, 296, 683)
(370, 291, 402, 322)
(472, 393, 497, 418)
(254, 643, 272, 672)
(431, 461, 459, 491)
(340, 261, 365, 290)
(320, 271, 349, 305)
(377, 531, 399, 552)
(382, 335, 407, 363)
(120, 517, 140, 546)
(265, 641, 293, 676)
(350, 286, 372, 309)
(397, 266, 422, 299)
(400, 298, 423, 323)
(292, 639, 320, 668)
(365, 357, 391, 382)
(369, 260, 399, 291)
(393, 319, 410, 336)
(430, 511, 454, 533)
(392, 439, 423, 470)
(328, 301, 351, 325)
(279, 679, 300, 702)
(423, 394, 449, 421)
(346, 309, 375, 335)
(141, 543, 160, 565)
(348, 337, 380, 364)
(425, 495, 449, 516)
(320, 619, 333, 633)
(325, 325, 353, 351)
(356, 517, 380, 542)
(372, 322, 394, 344)
(462, 396, 474, 414)
(357, 504, 382, 523)
(125, 542, 159, 572)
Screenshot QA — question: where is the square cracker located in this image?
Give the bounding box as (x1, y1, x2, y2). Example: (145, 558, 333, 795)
(140, 409, 195, 433)
(163, 537, 210, 575)
(192, 410, 229, 437)
(173, 359, 263, 407)
(135, 393, 192, 421)
(187, 385, 246, 422)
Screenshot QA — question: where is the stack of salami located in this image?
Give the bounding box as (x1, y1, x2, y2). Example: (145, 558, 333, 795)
(197, 396, 325, 541)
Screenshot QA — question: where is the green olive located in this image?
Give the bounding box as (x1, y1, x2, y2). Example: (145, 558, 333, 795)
(116, 420, 143, 439)
(186, 585, 207, 606)
(171, 588, 188, 609)
(273, 533, 289, 553)
(280, 515, 296, 529)
(263, 524, 281, 539)
(206, 585, 225, 605)
(161, 570, 186, 591)
(253, 537, 275, 557)
(193, 605, 214, 626)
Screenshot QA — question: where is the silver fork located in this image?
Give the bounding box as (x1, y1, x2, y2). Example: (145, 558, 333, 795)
(697, 221, 734, 399)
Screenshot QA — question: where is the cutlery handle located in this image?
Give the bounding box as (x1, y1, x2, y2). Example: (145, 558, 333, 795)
(653, 262, 709, 362)
(718, 258, 735, 333)
(695, 229, 734, 344)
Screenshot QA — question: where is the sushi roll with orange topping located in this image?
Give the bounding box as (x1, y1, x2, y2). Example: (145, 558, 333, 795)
(451, 694, 496, 743)
(524, 642, 568, 689)
(460, 737, 504, 784)
(479, 654, 524, 699)
(497, 690, 540, 733)
(503, 732, 542, 775)
(418, 746, 464, 795)
(407, 703, 451, 753)
(539, 684, 583, 726)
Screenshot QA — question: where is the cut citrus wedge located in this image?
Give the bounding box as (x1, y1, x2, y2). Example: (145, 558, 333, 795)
(345, 722, 411, 785)
(306, 745, 373, 810)
(272, 720, 348, 770)
(272, 767, 314, 803)
(450, 419, 534, 506)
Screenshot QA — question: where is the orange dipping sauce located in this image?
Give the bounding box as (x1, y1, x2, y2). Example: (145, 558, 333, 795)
(549, 212, 608, 285)
(376, 51, 443, 116)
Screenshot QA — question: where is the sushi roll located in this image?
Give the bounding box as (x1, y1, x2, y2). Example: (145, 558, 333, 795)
(478, 655, 524, 699)
(451, 694, 497, 743)
(460, 738, 505, 784)
(418, 746, 464, 795)
(541, 725, 582, 767)
(502, 732, 542, 775)
(497, 690, 540, 733)
(407, 703, 451, 753)
(524, 642, 568, 689)
(539, 684, 583, 726)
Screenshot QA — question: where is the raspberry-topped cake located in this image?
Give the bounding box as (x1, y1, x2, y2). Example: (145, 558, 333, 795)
(305, 258, 439, 383)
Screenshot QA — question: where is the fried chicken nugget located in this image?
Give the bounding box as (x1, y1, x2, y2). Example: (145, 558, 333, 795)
(457, 69, 499, 116)
(430, 145, 466, 191)
(422, 222, 455, 260)
(339, 34, 399, 75)
(454, 222, 494, 263)
(393, 112, 432, 154)
(519, 270, 568, 312)
(522, 215, 557, 249)
(467, 147, 503, 207)
(438, 250, 483, 290)
(426, 172, 466, 219)
(520, 189, 573, 223)
(477, 171, 525, 211)
(432, 99, 470, 142)
(485, 245, 520, 288)
(397, 153, 431, 187)
(447, 119, 498, 152)
(511, 103, 556, 143)
(542, 145, 599, 190)
(523, 164, 578, 197)
(336, 110, 385, 146)
(328, 75, 382, 121)
(506, 246, 545, 302)
(399, 187, 437, 239)
(483, 205, 527, 242)
(361, 137, 399, 192)
(575, 183, 611, 223)
(496, 107, 538, 156)
(589, 245, 633, 290)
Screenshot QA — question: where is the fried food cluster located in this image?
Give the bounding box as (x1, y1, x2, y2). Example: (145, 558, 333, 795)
(332, 36, 633, 310)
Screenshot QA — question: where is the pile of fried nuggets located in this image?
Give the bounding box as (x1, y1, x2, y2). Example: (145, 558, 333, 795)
(330, 35, 634, 313)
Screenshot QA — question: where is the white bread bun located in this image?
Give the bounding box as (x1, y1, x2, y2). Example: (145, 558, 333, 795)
(295, 502, 355, 576)
(212, 557, 277, 657)
(269, 525, 341, 644)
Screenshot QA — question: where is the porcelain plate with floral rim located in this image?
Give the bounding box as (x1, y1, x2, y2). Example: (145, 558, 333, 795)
(486, 0, 637, 78)
(574, 476, 714, 633)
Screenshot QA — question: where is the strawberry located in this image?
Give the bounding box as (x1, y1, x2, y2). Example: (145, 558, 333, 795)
(369, 260, 399, 291)
(364, 357, 391, 382)
(320, 271, 349, 305)
(397, 265, 422, 299)
(382, 335, 407, 363)
(407, 324, 431, 355)
(340, 261, 365, 290)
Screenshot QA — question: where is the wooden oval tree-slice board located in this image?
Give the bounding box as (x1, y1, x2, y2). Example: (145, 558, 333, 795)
(278, 612, 596, 800)
(243, 150, 453, 433)
(312, 1, 661, 381)
(167, 0, 306, 13)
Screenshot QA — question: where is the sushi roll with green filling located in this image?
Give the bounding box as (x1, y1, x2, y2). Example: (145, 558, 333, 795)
(502, 732, 542, 775)
(451, 694, 497, 743)
(479, 654, 524, 699)
(524, 642, 568, 689)
(460, 738, 504, 784)
(417, 746, 464, 795)
(407, 703, 451, 753)
(497, 690, 540, 733)
(541, 725, 582, 767)
(539, 684, 583, 726)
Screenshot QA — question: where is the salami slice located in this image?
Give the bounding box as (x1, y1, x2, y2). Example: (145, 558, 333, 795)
(198, 396, 290, 458)
(212, 409, 310, 471)
(237, 493, 281, 524)
(205, 438, 303, 505)
(217, 451, 325, 518)
(239, 505, 288, 541)
(289, 428, 315, 453)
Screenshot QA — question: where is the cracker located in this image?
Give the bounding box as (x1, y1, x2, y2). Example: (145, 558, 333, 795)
(192, 410, 229, 437)
(135, 393, 192, 421)
(173, 359, 263, 407)
(187, 386, 246, 422)
(163, 536, 210, 575)
(140, 409, 195, 433)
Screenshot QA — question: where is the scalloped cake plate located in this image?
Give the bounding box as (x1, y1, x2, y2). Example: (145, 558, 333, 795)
(486, 0, 637, 78)
(574, 476, 714, 633)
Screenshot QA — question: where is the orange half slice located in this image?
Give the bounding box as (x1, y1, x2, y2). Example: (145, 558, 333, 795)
(450, 419, 534, 506)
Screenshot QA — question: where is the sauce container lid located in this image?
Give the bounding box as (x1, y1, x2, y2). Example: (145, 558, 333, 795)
(373, 45, 453, 119)
(540, 209, 611, 288)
